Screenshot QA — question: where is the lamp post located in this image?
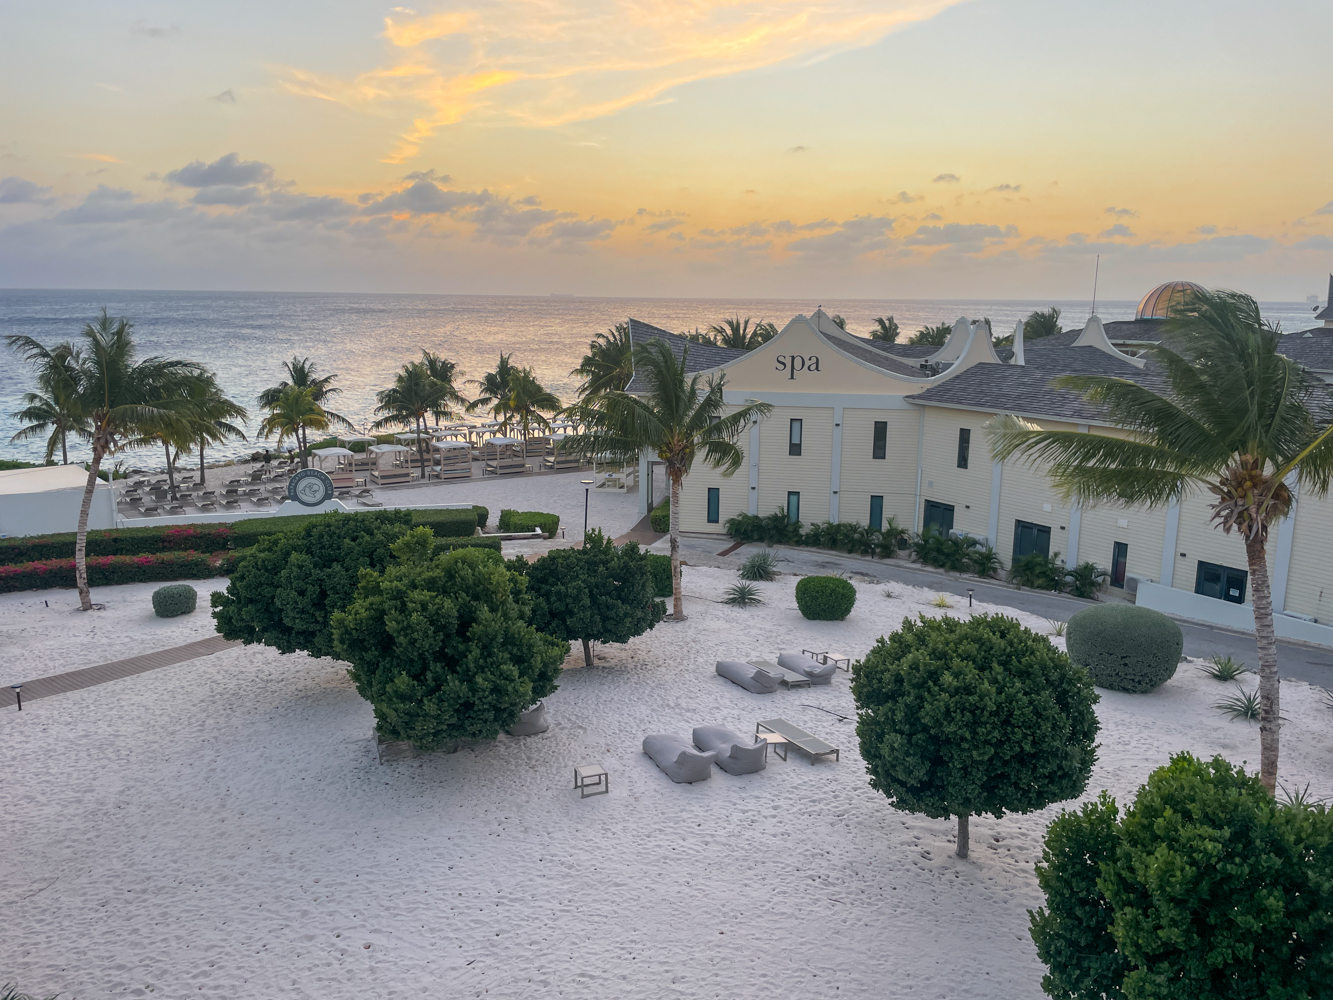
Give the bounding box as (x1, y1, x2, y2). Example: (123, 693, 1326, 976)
(11, 684, 22, 711)
(967, 588, 974, 608)
(581, 478, 595, 541)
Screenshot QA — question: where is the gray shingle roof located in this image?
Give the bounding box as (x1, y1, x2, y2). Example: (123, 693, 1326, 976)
(904, 347, 1160, 422)
(864, 341, 941, 359)
(1277, 328, 1333, 372)
(832, 334, 930, 378)
(624, 318, 748, 392)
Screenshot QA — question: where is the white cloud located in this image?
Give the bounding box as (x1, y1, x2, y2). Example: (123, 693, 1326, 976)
(165, 153, 274, 189)
(904, 223, 1016, 247)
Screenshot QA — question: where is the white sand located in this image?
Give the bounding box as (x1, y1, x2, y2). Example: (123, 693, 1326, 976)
(1, 568, 1330, 999)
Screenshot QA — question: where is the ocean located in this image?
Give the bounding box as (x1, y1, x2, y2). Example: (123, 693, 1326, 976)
(0, 289, 1320, 467)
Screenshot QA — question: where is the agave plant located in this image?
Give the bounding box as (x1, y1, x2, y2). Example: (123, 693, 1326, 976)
(930, 594, 953, 608)
(1199, 654, 1248, 681)
(1215, 686, 1261, 722)
(739, 550, 778, 582)
(1045, 619, 1067, 637)
(1277, 781, 1326, 808)
(723, 581, 764, 607)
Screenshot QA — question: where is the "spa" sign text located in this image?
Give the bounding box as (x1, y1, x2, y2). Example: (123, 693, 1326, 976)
(775, 355, 820, 379)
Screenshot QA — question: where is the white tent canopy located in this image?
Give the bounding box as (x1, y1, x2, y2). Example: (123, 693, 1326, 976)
(432, 440, 470, 450)
(311, 447, 355, 457)
(369, 443, 410, 454)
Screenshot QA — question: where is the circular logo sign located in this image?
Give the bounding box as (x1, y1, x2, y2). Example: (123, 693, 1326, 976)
(288, 468, 335, 507)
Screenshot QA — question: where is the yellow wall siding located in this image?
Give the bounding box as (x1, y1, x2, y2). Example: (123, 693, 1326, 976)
(1074, 504, 1169, 584)
(757, 406, 834, 524)
(1283, 491, 1333, 621)
(1169, 490, 1274, 593)
(918, 408, 995, 539)
(838, 407, 920, 527)
(676, 405, 751, 534)
(994, 458, 1075, 566)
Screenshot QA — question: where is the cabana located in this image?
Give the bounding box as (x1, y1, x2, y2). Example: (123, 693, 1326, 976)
(431, 440, 474, 480)
(394, 432, 433, 477)
(481, 437, 526, 477)
(338, 434, 378, 473)
(541, 433, 582, 472)
(310, 447, 358, 489)
(368, 443, 413, 486)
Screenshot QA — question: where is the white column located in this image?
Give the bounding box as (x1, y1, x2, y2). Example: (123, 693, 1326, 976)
(1271, 477, 1299, 613)
(747, 419, 761, 515)
(913, 409, 925, 532)
(829, 405, 843, 523)
(1159, 498, 1181, 587)
(1066, 504, 1082, 567)
(987, 459, 1002, 549)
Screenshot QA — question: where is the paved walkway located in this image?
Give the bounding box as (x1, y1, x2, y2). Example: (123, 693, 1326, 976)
(0, 634, 240, 708)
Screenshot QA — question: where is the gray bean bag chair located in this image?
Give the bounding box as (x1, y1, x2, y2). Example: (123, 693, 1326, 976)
(643, 734, 717, 783)
(778, 651, 838, 685)
(716, 659, 781, 693)
(506, 700, 549, 737)
(692, 726, 767, 775)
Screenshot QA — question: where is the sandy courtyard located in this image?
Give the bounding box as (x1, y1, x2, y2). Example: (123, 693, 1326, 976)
(1, 566, 1330, 999)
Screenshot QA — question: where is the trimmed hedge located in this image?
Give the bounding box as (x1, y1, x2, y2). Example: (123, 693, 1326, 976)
(650, 497, 670, 533)
(1065, 603, 1182, 693)
(498, 509, 560, 538)
(646, 553, 673, 597)
(0, 524, 233, 563)
(435, 537, 503, 554)
(153, 583, 198, 617)
(0, 551, 236, 594)
(471, 504, 489, 529)
(795, 575, 857, 620)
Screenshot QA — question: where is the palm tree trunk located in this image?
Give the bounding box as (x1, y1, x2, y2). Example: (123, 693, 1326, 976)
(164, 440, 176, 497)
(669, 467, 684, 621)
(199, 435, 206, 482)
(956, 814, 969, 859)
(1246, 535, 1280, 793)
(418, 416, 428, 481)
(60, 429, 68, 465)
(75, 444, 105, 611)
(581, 637, 593, 667)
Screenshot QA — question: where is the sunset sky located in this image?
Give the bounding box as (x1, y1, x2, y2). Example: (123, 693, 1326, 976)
(2, 0, 1331, 300)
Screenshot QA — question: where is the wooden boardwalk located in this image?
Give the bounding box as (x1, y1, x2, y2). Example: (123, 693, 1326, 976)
(0, 634, 241, 708)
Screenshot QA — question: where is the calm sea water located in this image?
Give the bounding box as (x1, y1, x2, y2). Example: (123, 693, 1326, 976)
(0, 289, 1320, 467)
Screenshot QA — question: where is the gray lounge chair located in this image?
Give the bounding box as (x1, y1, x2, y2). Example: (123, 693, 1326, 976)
(507, 700, 549, 737)
(642, 734, 717, 783)
(357, 497, 384, 507)
(747, 658, 812, 689)
(692, 726, 767, 775)
(716, 659, 781, 694)
(755, 718, 840, 764)
(777, 651, 838, 685)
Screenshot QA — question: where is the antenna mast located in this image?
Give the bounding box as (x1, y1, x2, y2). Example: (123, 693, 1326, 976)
(1090, 255, 1100, 316)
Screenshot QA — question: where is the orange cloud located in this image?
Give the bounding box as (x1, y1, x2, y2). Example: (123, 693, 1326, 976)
(70, 153, 123, 163)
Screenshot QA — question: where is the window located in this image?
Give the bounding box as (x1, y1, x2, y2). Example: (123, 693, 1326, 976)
(788, 418, 803, 456)
(872, 421, 887, 460)
(787, 491, 801, 524)
(1195, 561, 1247, 604)
(1110, 542, 1128, 588)
(956, 428, 971, 469)
(923, 500, 954, 535)
(869, 495, 884, 532)
(1012, 520, 1052, 560)
(706, 487, 720, 524)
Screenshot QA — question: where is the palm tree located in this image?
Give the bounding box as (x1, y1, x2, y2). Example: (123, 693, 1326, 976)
(571, 323, 633, 399)
(909, 322, 954, 347)
(8, 342, 87, 464)
(830, 314, 847, 331)
(180, 375, 249, 482)
(1023, 307, 1063, 341)
(372, 362, 458, 478)
(989, 288, 1333, 793)
(870, 317, 900, 343)
(706, 317, 778, 351)
(257, 357, 353, 460)
(6, 310, 211, 610)
(505, 368, 562, 460)
(466, 353, 518, 432)
(259, 386, 329, 468)
(418, 350, 469, 426)
(565, 339, 772, 619)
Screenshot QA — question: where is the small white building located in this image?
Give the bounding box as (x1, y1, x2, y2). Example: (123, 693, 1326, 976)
(0, 465, 115, 538)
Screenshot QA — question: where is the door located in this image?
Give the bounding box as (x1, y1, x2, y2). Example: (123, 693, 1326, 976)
(787, 491, 801, 524)
(1110, 542, 1128, 588)
(869, 495, 884, 532)
(1012, 520, 1052, 560)
(923, 500, 954, 535)
(1195, 561, 1248, 604)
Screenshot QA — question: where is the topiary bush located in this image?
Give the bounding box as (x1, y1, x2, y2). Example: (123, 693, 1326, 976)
(650, 496, 670, 533)
(645, 553, 673, 598)
(1029, 753, 1333, 999)
(498, 509, 560, 537)
(152, 583, 198, 617)
(471, 504, 489, 530)
(854, 613, 1099, 857)
(794, 575, 857, 620)
(1065, 603, 1182, 692)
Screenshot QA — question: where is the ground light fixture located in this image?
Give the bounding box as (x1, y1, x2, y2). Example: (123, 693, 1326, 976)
(581, 478, 595, 538)
(11, 684, 22, 711)
(967, 588, 974, 608)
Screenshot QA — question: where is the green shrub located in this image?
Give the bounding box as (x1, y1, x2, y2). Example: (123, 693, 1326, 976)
(723, 581, 763, 607)
(1009, 550, 1066, 591)
(332, 534, 566, 750)
(0, 523, 233, 563)
(471, 504, 489, 529)
(1065, 561, 1109, 599)
(794, 575, 857, 620)
(645, 553, 673, 597)
(854, 614, 1099, 857)
(498, 509, 561, 537)
(739, 549, 777, 581)
(152, 583, 198, 617)
(650, 496, 670, 533)
(1030, 754, 1333, 999)
(1065, 603, 1182, 693)
(910, 528, 984, 572)
(435, 537, 502, 554)
(724, 507, 801, 546)
(211, 510, 412, 657)
(0, 550, 234, 594)
(520, 531, 663, 665)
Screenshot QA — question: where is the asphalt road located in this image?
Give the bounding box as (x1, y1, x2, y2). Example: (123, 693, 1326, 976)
(678, 537, 1333, 690)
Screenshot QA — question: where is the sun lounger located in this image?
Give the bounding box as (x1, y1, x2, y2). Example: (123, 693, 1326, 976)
(692, 726, 767, 775)
(777, 652, 838, 685)
(716, 659, 782, 694)
(642, 734, 717, 783)
(755, 719, 840, 764)
(357, 497, 384, 507)
(507, 700, 549, 737)
(222, 499, 242, 509)
(748, 658, 812, 689)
